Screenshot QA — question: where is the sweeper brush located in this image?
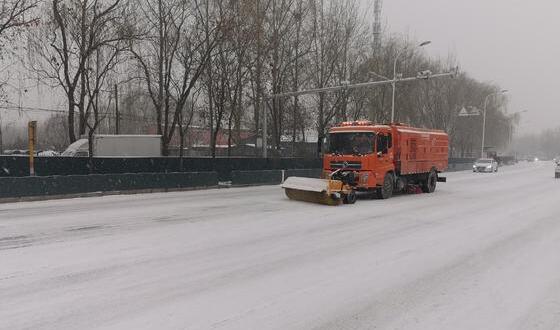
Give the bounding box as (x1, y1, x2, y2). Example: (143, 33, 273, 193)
(281, 176, 355, 206)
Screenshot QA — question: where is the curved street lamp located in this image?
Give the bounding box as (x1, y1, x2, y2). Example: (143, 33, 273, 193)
(391, 40, 431, 122)
(507, 109, 528, 143)
(481, 89, 508, 158)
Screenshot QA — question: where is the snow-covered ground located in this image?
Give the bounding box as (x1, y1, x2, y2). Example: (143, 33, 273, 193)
(1, 161, 560, 330)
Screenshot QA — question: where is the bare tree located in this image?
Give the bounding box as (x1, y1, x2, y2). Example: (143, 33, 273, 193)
(28, 0, 135, 143)
(219, 2, 251, 157)
(12, 0, 515, 160)
(308, 0, 349, 155)
(0, 0, 39, 51)
(83, 43, 126, 170)
(130, 0, 222, 155)
(0, 0, 39, 98)
(243, 0, 270, 156)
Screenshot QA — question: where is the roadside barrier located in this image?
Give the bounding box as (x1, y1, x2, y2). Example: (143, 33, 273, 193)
(0, 172, 218, 199)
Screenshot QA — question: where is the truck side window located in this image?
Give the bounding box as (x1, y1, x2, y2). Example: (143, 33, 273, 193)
(377, 134, 388, 154)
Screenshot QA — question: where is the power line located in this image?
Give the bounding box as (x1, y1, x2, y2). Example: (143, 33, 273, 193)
(0, 105, 154, 122)
(0, 104, 67, 114)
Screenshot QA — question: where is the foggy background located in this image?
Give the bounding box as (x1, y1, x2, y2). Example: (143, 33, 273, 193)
(10, 0, 559, 136)
(380, 0, 560, 135)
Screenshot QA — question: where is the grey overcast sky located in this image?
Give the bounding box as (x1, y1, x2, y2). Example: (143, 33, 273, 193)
(378, 0, 560, 135)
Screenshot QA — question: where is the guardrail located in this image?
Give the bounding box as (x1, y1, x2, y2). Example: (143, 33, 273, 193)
(0, 156, 321, 181)
(0, 158, 479, 201)
(0, 156, 477, 178)
(0, 172, 218, 200)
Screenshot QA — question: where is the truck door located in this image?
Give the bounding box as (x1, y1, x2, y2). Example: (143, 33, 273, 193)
(376, 133, 394, 182)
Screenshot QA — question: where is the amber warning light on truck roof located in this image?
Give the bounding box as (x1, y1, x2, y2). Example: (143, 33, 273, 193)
(340, 120, 373, 126)
(340, 121, 410, 127)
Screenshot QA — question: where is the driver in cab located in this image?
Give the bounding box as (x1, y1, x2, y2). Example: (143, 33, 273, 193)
(352, 133, 373, 155)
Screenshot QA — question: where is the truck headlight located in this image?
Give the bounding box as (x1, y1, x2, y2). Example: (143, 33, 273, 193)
(361, 173, 369, 183)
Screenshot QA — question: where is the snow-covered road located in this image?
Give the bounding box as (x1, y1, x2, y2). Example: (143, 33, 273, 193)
(2, 161, 560, 329)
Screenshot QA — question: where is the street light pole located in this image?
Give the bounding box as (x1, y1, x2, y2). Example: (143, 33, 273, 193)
(391, 40, 431, 123)
(507, 109, 528, 144)
(481, 89, 508, 158)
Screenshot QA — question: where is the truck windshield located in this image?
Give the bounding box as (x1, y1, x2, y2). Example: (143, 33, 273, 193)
(327, 132, 375, 155)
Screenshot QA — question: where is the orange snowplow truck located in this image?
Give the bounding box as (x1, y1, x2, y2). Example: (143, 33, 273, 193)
(282, 121, 449, 205)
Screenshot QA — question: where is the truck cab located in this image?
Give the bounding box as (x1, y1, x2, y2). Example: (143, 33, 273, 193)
(324, 123, 392, 191)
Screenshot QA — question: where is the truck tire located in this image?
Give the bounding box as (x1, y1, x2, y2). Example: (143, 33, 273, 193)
(377, 174, 394, 199)
(343, 190, 357, 204)
(422, 170, 437, 193)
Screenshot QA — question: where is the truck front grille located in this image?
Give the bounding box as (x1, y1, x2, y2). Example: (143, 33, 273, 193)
(330, 161, 362, 170)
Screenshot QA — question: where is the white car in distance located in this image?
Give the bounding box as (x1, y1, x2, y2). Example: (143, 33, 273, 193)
(473, 158, 498, 173)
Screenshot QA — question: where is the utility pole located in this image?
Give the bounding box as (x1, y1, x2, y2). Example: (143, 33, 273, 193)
(114, 84, 119, 135)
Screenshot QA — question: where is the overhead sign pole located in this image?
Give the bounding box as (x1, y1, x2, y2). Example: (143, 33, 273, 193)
(262, 68, 458, 157)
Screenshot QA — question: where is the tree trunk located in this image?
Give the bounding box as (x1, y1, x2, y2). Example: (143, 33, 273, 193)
(227, 110, 233, 157)
(67, 97, 76, 143)
(87, 128, 95, 174)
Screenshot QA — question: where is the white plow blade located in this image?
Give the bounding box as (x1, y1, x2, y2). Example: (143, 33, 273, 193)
(281, 177, 329, 193)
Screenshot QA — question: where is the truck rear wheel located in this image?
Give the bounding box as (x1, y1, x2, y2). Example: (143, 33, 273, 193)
(377, 174, 394, 199)
(422, 170, 437, 193)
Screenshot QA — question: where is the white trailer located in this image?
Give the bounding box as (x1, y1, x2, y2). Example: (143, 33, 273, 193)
(62, 135, 163, 157)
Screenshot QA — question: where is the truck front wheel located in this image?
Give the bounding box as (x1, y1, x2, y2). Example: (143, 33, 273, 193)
(422, 170, 437, 193)
(377, 174, 394, 199)
(343, 190, 357, 204)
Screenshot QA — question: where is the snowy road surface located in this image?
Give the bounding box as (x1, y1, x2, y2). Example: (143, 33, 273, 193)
(2, 162, 560, 329)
